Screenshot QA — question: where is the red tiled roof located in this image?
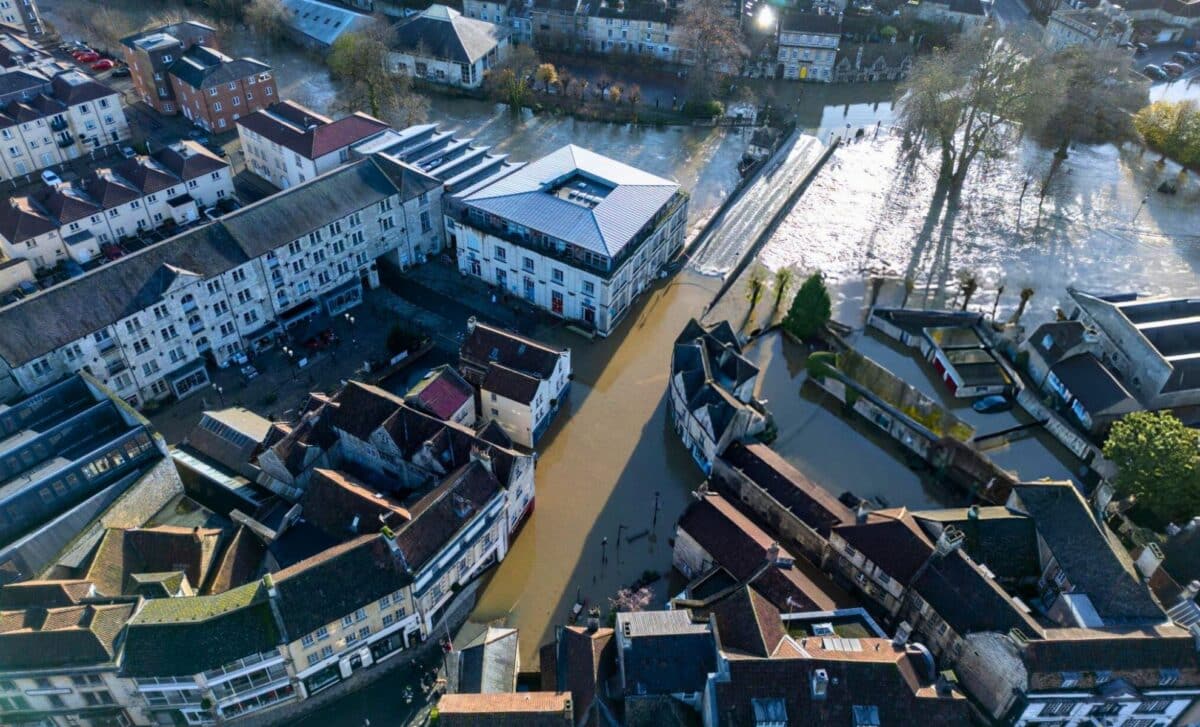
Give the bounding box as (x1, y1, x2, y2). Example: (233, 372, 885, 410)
(238, 101, 388, 160)
(406, 365, 474, 421)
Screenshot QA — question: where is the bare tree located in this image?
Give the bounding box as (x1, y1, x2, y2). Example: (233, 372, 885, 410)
(244, 0, 290, 44)
(677, 0, 744, 102)
(327, 20, 429, 126)
(896, 31, 1052, 204)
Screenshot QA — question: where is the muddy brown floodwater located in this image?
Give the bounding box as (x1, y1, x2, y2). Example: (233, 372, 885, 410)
(469, 272, 723, 667)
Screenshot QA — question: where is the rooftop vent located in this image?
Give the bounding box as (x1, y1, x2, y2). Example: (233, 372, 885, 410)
(811, 669, 829, 699)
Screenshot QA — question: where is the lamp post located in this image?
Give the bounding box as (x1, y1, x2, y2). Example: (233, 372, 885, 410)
(282, 346, 297, 380)
(652, 491, 661, 530)
(214, 384, 224, 406)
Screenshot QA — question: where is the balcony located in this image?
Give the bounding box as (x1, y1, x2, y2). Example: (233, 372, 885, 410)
(49, 117, 67, 132)
(189, 319, 205, 335)
(105, 360, 128, 377)
(182, 299, 199, 313)
(57, 137, 73, 148)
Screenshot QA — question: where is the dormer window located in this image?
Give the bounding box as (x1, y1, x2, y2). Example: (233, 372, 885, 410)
(1059, 671, 1080, 688)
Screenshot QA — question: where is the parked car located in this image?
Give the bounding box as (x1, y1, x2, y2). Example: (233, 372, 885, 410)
(1162, 62, 1186, 77)
(40, 169, 62, 186)
(240, 364, 260, 381)
(110, 66, 131, 77)
(90, 59, 115, 72)
(101, 243, 125, 261)
(119, 145, 136, 159)
(204, 142, 227, 157)
(972, 395, 1013, 414)
(63, 260, 85, 278)
(229, 350, 250, 367)
(1143, 64, 1168, 80)
(1171, 51, 1195, 65)
(1134, 42, 1150, 55)
(75, 51, 100, 63)
(1186, 52, 1200, 63)
(186, 129, 209, 143)
(70, 48, 93, 59)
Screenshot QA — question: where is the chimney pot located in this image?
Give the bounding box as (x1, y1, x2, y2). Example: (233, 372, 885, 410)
(856, 500, 869, 524)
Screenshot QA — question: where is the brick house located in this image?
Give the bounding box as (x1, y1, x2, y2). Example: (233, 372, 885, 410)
(120, 21, 218, 116)
(169, 46, 275, 133)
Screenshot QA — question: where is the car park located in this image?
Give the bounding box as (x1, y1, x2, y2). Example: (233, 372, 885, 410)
(40, 169, 62, 186)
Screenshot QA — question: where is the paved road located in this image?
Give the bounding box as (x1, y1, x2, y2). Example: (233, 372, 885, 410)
(688, 132, 827, 276)
(989, 0, 1036, 30)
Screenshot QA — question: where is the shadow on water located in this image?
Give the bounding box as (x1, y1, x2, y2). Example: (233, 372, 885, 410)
(468, 271, 719, 666)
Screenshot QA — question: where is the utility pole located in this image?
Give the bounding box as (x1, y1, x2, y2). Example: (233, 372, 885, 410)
(601, 536, 608, 566)
(652, 491, 661, 529)
(616, 524, 626, 564)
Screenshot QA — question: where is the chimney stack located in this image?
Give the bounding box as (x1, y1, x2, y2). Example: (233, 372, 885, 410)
(856, 500, 869, 525)
(1183, 580, 1200, 603)
(467, 316, 477, 333)
(1136, 543, 1164, 580)
(766, 541, 780, 566)
(935, 526, 965, 558)
(586, 607, 601, 633)
(892, 621, 912, 647)
(470, 446, 493, 474)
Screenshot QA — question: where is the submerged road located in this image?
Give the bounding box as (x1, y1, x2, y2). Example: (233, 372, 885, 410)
(689, 132, 827, 276)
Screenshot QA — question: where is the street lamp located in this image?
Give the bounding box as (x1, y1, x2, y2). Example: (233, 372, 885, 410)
(214, 384, 224, 406)
(282, 346, 298, 380)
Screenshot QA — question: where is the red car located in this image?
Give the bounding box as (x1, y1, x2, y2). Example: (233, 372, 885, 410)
(1162, 62, 1186, 77)
(90, 59, 114, 72)
(70, 48, 93, 59)
(75, 51, 100, 63)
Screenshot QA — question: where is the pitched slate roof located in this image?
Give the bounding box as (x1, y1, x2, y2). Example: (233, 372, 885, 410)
(617, 610, 716, 696)
(394, 5, 506, 64)
(1049, 353, 1140, 419)
(451, 626, 519, 693)
(677, 494, 852, 613)
(540, 624, 614, 727)
(1022, 624, 1200, 675)
(48, 71, 118, 106)
(1027, 320, 1088, 365)
(832, 509, 935, 585)
(482, 362, 542, 404)
(0, 579, 94, 609)
(152, 141, 228, 181)
(909, 549, 1042, 638)
(238, 101, 389, 160)
(461, 145, 679, 259)
(391, 460, 502, 573)
(719, 441, 854, 537)
(1009, 481, 1164, 623)
(112, 157, 182, 195)
(299, 467, 412, 540)
(121, 581, 281, 677)
(169, 45, 270, 89)
(272, 533, 412, 637)
(461, 322, 565, 380)
(79, 168, 142, 209)
(406, 364, 475, 420)
(437, 692, 572, 726)
(780, 10, 843, 34)
(0, 602, 134, 670)
(712, 638, 968, 725)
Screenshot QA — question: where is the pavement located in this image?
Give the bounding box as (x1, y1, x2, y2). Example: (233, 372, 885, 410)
(146, 288, 399, 444)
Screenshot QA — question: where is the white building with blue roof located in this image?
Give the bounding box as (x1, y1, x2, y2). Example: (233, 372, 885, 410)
(447, 145, 688, 336)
